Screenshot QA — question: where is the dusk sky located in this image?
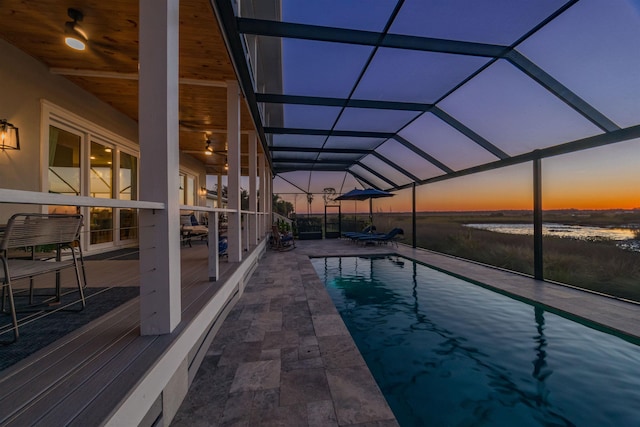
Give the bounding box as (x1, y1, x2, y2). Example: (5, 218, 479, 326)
(266, 1, 640, 213)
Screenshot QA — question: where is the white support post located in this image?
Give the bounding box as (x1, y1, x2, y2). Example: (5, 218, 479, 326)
(208, 213, 219, 281)
(217, 174, 223, 208)
(268, 169, 273, 228)
(259, 153, 266, 239)
(227, 80, 242, 263)
(248, 132, 258, 246)
(264, 167, 268, 235)
(138, 0, 181, 335)
(244, 213, 249, 251)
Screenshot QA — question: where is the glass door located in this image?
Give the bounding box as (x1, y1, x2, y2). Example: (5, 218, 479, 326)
(48, 125, 81, 214)
(119, 151, 138, 241)
(89, 141, 114, 245)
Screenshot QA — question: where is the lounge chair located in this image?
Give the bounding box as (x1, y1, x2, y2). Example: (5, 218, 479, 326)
(341, 225, 377, 240)
(355, 227, 404, 247)
(271, 225, 295, 250)
(180, 213, 208, 247)
(218, 235, 228, 257)
(180, 213, 228, 256)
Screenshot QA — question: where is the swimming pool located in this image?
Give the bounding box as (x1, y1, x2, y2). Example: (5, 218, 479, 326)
(311, 256, 640, 427)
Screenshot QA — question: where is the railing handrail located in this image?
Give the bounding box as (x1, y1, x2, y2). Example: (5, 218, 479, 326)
(272, 212, 292, 226)
(0, 188, 164, 210)
(179, 205, 236, 213)
(0, 189, 267, 216)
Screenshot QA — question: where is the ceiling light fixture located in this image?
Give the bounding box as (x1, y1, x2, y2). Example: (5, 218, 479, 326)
(64, 8, 88, 51)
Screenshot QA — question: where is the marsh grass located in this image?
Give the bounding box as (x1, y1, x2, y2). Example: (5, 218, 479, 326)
(325, 212, 640, 302)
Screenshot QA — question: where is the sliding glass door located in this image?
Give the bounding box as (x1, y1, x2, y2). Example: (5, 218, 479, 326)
(89, 141, 114, 245)
(48, 125, 81, 214)
(46, 118, 139, 250)
(119, 152, 138, 241)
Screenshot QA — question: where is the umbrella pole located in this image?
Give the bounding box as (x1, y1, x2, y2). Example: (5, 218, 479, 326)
(369, 198, 373, 228)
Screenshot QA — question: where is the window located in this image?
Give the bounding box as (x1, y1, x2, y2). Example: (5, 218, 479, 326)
(119, 152, 138, 241)
(179, 172, 197, 206)
(90, 141, 114, 244)
(48, 125, 81, 214)
(44, 102, 139, 248)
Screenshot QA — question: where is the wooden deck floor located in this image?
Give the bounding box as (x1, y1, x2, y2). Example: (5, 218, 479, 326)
(0, 242, 237, 426)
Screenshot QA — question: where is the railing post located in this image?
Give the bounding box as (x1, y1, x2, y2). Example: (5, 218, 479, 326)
(208, 212, 219, 281)
(248, 132, 258, 245)
(259, 153, 267, 239)
(227, 80, 242, 262)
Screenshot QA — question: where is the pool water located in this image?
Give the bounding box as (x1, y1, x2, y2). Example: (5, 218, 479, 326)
(311, 256, 640, 427)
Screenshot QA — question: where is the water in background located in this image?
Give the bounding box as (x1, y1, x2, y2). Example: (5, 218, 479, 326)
(313, 256, 640, 427)
(465, 222, 639, 251)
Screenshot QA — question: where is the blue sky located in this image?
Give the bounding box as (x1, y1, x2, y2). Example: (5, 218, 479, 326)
(266, 1, 640, 212)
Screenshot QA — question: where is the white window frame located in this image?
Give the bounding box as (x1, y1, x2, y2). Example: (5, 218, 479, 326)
(41, 100, 139, 249)
(178, 165, 201, 207)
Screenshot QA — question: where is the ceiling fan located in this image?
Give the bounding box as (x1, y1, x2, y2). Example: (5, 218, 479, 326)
(64, 8, 88, 51)
(181, 137, 228, 157)
(60, 8, 138, 69)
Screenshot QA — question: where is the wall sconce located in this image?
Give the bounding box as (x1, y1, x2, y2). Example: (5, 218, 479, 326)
(64, 8, 88, 51)
(200, 186, 208, 196)
(0, 119, 20, 150)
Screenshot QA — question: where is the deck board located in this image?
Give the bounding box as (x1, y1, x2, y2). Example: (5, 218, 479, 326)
(8, 327, 149, 426)
(0, 244, 236, 426)
(37, 335, 160, 427)
(0, 300, 138, 396)
(0, 309, 141, 423)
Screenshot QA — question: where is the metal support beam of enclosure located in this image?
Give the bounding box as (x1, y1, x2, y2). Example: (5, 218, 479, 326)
(412, 182, 417, 249)
(533, 157, 543, 280)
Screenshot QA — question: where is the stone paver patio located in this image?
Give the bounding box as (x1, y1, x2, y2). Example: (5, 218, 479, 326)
(172, 241, 399, 426)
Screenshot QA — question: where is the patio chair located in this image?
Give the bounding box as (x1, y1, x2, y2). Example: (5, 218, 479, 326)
(341, 225, 377, 240)
(355, 227, 404, 247)
(218, 235, 228, 257)
(0, 213, 86, 342)
(180, 213, 208, 247)
(270, 225, 295, 250)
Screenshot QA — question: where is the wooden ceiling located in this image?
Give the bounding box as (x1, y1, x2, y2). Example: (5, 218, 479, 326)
(0, 0, 259, 176)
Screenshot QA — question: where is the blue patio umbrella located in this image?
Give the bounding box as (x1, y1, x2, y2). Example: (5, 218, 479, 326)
(335, 188, 394, 229)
